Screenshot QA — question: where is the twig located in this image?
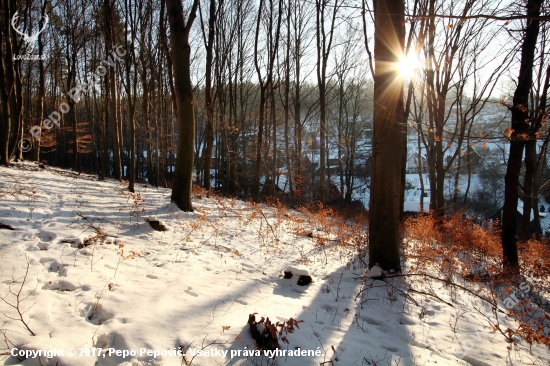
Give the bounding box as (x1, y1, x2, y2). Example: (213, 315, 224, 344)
(0, 256, 37, 336)
(258, 205, 277, 239)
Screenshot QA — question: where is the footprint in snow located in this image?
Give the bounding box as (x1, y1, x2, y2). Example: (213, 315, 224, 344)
(146, 274, 158, 279)
(234, 298, 248, 305)
(47, 260, 68, 276)
(403, 339, 429, 349)
(38, 231, 57, 242)
(37, 242, 49, 250)
(381, 344, 399, 352)
(22, 233, 35, 241)
(26, 244, 41, 252)
(42, 280, 77, 292)
(399, 316, 417, 325)
(323, 325, 345, 333)
(359, 315, 383, 326)
(184, 289, 199, 297)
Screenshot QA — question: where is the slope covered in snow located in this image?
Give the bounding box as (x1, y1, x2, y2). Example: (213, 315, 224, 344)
(0, 162, 548, 366)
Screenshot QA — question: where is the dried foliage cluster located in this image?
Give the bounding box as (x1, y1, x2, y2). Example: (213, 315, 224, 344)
(404, 212, 550, 349)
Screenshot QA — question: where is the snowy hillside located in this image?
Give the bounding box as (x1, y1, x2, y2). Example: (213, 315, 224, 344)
(0, 162, 549, 366)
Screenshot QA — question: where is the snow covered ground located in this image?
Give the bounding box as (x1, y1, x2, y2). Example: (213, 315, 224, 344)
(0, 162, 549, 366)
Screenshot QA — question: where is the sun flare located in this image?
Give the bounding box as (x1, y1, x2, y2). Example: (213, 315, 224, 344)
(396, 53, 421, 79)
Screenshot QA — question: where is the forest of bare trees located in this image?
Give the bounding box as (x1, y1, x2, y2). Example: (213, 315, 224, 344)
(2, 0, 550, 272)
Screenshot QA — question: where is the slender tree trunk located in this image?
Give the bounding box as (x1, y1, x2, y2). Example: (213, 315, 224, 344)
(271, 83, 277, 196)
(110, 66, 121, 179)
(66, 51, 78, 171)
(294, 63, 302, 203)
(522, 65, 550, 240)
(523, 139, 535, 240)
(33, 0, 48, 162)
(102, 89, 110, 178)
(315, 0, 339, 203)
(417, 128, 425, 212)
(283, 3, 294, 205)
(202, 0, 216, 191)
(104, 0, 121, 180)
(252, 0, 282, 201)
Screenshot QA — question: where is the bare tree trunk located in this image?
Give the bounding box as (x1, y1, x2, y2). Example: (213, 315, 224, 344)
(104, 0, 121, 180)
(522, 64, 550, 240)
(253, 0, 265, 201)
(270, 82, 277, 196)
(1, 0, 24, 166)
(418, 128, 425, 212)
(123, 0, 140, 192)
(65, 37, 78, 171)
(283, 2, 294, 205)
(33, 0, 48, 162)
(201, 0, 216, 191)
(315, 0, 339, 203)
(252, 0, 282, 202)
(368, 0, 405, 272)
(502, 0, 543, 273)
(165, 0, 199, 212)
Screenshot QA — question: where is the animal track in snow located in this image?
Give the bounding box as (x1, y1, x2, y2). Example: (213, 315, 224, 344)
(42, 280, 77, 292)
(359, 315, 383, 326)
(84, 303, 114, 325)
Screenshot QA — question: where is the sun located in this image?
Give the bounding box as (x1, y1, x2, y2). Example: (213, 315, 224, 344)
(396, 53, 421, 79)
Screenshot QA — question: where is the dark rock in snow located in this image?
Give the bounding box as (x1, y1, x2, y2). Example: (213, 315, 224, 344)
(145, 217, 167, 231)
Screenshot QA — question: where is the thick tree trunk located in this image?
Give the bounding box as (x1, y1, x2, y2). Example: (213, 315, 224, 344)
(0, 0, 18, 166)
(502, 0, 543, 272)
(165, 0, 199, 212)
(368, 0, 405, 272)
